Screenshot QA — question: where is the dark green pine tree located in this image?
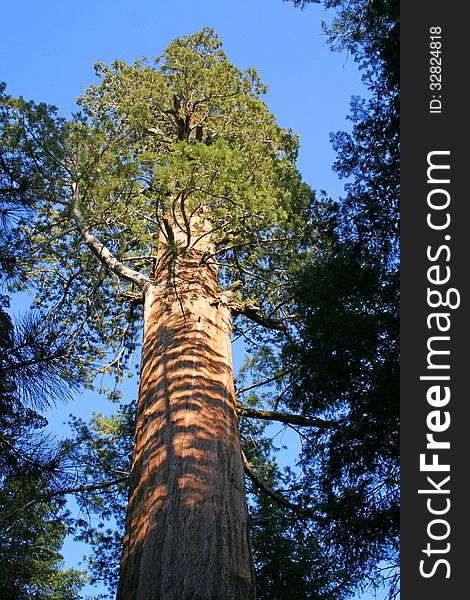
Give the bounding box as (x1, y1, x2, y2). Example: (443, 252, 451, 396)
(289, 0, 399, 262)
(276, 0, 400, 596)
(0, 305, 87, 600)
(0, 472, 86, 600)
(280, 248, 399, 597)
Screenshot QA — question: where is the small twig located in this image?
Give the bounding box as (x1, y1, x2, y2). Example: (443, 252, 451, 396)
(235, 369, 294, 396)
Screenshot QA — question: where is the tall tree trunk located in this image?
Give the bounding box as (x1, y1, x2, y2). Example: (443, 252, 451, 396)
(117, 232, 256, 600)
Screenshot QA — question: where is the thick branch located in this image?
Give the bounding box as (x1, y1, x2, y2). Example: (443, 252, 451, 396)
(227, 296, 286, 331)
(116, 290, 145, 305)
(242, 451, 324, 522)
(235, 308, 286, 331)
(237, 406, 333, 429)
(71, 189, 150, 290)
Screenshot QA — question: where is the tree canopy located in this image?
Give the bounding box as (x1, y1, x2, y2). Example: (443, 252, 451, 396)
(0, 29, 328, 385)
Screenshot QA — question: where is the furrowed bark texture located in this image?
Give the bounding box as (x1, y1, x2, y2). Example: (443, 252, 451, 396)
(117, 235, 256, 600)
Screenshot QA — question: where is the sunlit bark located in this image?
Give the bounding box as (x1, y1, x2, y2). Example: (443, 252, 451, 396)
(117, 229, 256, 600)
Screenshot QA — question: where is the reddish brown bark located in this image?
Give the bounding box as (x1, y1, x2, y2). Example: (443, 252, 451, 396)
(117, 236, 256, 600)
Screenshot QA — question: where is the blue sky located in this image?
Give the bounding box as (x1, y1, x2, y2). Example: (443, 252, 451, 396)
(1, 1, 382, 598)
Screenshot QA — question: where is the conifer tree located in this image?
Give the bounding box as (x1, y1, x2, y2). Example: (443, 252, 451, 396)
(1, 29, 330, 599)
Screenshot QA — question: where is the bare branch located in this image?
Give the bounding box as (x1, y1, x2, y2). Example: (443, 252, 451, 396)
(116, 290, 145, 305)
(237, 406, 333, 429)
(242, 451, 325, 522)
(224, 295, 287, 331)
(235, 369, 294, 396)
(231, 302, 287, 331)
(71, 184, 150, 290)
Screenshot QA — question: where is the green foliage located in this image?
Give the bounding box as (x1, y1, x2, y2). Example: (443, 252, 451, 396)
(1, 29, 324, 386)
(289, 0, 400, 263)
(0, 475, 86, 600)
(1, 149, 78, 477)
(251, 498, 351, 600)
(66, 403, 135, 592)
(330, 89, 399, 263)
(0, 304, 87, 600)
(1, 150, 87, 599)
(70, 27, 319, 306)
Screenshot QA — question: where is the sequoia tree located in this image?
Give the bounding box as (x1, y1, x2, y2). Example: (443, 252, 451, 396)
(1, 29, 330, 599)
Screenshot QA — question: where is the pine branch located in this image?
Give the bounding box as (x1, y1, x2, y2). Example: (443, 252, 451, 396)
(242, 451, 325, 522)
(2, 477, 128, 521)
(237, 406, 333, 429)
(51, 477, 129, 498)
